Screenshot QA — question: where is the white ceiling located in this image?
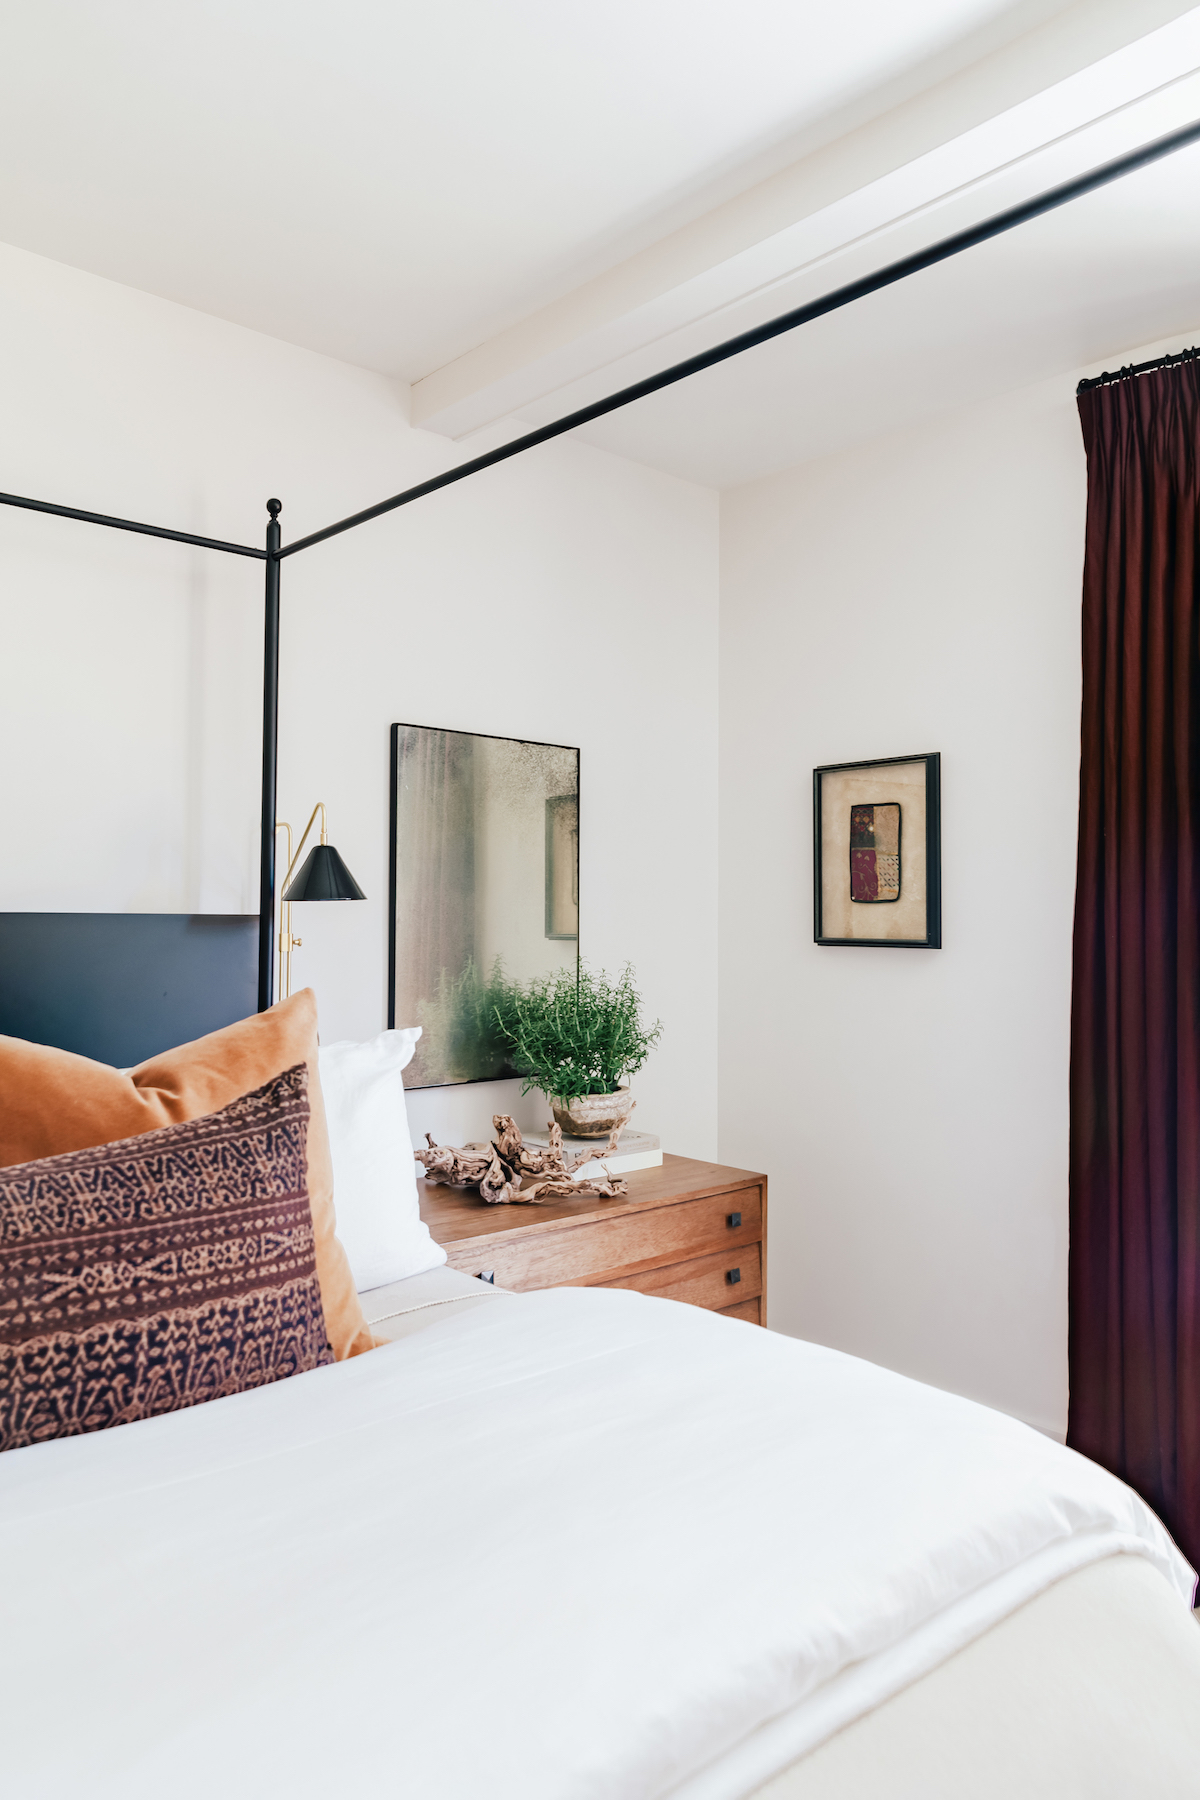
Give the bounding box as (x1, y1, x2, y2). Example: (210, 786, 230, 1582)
(0, 0, 1084, 378)
(2, 0, 1199, 489)
(568, 139, 1200, 486)
(415, 4, 1200, 483)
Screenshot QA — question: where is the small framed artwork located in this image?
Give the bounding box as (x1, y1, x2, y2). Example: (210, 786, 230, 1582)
(813, 753, 941, 948)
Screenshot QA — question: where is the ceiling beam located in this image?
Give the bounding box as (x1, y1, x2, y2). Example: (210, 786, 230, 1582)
(411, 0, 1200, 441)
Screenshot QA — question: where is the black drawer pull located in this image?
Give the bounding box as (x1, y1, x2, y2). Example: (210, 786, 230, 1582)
(726, 1267, 742, 1286)
(727, 1212, 742, 1229)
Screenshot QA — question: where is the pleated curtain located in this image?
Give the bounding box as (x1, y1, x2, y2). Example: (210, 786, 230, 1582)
(1069, 355, 1200, 1566)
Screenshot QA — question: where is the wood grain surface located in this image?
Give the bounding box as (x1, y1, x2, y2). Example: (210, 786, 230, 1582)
(418, 1153, 768, 1324)
(596, 1243, 762, 1311)
(719, 1295, 762, 1325)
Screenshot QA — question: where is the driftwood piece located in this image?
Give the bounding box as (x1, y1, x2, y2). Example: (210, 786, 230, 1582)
(492, 1114, 624, 1172)
(414, 1135, 496, 1189)
(479, 1145, 520, 1205)
(414, 1117, 628, 1205)
(519, 1171, 628, 1202)
(492, 1114, 556, 1176)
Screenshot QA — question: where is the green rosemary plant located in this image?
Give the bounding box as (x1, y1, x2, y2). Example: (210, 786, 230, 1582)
(496, 963, 663, 1102)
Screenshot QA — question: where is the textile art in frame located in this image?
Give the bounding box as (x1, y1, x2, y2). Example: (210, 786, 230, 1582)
(850, 803, 901, 903)
(814, 754, 941, 947)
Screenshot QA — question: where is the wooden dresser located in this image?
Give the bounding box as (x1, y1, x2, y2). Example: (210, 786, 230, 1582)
(418, 1154, 768, 1325)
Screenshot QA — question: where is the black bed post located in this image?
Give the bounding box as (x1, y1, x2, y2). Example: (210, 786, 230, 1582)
(257, 499, 282, 1010)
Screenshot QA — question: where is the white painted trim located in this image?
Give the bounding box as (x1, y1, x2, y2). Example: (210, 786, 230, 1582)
(412, 0, 1200, 440)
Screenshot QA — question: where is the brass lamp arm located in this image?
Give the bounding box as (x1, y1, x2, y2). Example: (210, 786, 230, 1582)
(274, 820, 295, 1005)
(281, 802, 327, 895)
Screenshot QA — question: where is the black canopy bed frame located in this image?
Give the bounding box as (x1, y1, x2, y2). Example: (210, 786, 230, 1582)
(2, 114, 1199, 1058)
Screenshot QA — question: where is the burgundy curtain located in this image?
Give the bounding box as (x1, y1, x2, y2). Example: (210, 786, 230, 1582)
(1069, 356, 1200, 1565)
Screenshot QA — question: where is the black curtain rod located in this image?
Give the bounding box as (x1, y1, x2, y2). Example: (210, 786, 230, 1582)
(1076, 343, 1200, 393)
(279, 110, 1200, 561)
(0, 488, 266, 560)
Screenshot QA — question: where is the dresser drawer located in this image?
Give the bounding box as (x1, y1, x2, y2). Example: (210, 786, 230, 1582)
(720, 1295, 762, 1326)
(443, 1185, 762, 1291)
(597, 1243, 762, 1313)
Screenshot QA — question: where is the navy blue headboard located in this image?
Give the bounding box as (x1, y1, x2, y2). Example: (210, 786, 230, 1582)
(0, 913, 259, 1066)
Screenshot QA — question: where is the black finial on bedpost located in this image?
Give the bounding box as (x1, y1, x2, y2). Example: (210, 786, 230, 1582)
(258, 499, 283, 1011)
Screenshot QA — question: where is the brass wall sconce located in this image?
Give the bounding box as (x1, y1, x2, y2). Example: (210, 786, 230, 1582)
(274, 803, 365, 1000)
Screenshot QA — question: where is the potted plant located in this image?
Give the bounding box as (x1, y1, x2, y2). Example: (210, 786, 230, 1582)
(497, 963, 663, 1136)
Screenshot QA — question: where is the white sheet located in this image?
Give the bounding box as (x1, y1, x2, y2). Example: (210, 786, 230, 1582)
(0, 1289, 1192, 1800)
(752, 1554, 1200, 1798)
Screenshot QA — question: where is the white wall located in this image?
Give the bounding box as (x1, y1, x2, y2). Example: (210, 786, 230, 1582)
(0, 240, 719, 1154)
(12, 229, 1182, 1437)
(718, 375, 1090, 1438)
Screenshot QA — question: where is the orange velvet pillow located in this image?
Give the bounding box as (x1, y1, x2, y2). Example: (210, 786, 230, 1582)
(0, 989, 374, 1361)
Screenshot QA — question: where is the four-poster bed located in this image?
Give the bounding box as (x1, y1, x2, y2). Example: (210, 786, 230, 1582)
(3, 108, 1200, 1800)
(3, 108, 1200, 1029)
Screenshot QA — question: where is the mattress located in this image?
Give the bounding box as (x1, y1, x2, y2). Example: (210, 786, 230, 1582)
(749, 1551, 1200, 1798)
(0, 1287, 1193, 1799)
(358, 1262, 507, 1340)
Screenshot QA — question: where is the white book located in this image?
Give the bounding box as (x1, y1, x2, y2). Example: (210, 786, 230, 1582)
(520, 1126, 663, 1181)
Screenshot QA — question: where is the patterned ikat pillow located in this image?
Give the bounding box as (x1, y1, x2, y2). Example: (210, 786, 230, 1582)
(0, 1065, 333, 1453)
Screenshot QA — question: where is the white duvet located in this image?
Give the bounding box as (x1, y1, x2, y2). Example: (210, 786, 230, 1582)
(0, 1289, 1192, 1800)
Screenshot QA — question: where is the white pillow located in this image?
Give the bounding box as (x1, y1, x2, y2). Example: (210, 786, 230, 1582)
(318, 1027, 446, 1292)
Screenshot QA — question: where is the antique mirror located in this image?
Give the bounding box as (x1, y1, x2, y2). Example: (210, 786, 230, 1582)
(389, 724, 579, 1087)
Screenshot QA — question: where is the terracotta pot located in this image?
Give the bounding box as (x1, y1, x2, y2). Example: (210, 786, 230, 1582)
(550, 1085, 634, 1138)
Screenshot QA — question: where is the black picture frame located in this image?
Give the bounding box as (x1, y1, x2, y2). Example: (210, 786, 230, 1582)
(813, 752, 941, 948)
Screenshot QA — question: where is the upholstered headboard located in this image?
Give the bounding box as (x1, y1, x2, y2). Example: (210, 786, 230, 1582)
(0, 913, 258, 1066)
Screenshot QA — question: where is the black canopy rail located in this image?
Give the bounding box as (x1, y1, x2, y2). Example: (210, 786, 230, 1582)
(0, 487, 265, 559)
(280, 112, 1200, 562)
(1077, 343, 1200, 394)
(3, 109, 1200, 1010)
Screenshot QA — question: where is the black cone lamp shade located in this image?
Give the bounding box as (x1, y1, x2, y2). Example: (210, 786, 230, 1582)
(274, 804, 365, 1002)
(283, 842, 366, 902)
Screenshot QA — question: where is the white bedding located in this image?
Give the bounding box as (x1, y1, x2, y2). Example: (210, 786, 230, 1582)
(358, 1262, 507, 1340)
(0, 1288, 1192, 1800)
(758, 1554, 1200, 1798)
